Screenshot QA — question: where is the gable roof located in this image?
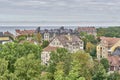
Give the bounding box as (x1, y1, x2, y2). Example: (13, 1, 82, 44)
(108, 56, 120, 66)
(4, 31, 14, 36)
(55, 35, 82, 46)
(43, 46, 58, 52)
(100, 36, 120, 47)
(77, 27, 96, 32)
(112, 47, 120, 56)
(16, 29, 35, 36)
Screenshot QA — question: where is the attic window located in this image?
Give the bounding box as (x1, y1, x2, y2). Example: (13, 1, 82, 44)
(110, 61, 112, 64)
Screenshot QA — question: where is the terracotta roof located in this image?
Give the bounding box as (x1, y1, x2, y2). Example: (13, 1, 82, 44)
(16, 29, 35, 35)
(43, 46, 58, 52)
(108, 56, 120, 66)
(100, 36, 120, 47)
(77, 27, 96, 32)
(4, 31, 14, 36)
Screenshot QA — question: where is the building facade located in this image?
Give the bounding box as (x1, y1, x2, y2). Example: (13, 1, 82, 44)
(97, 37, 120, 73)
(0, 32, 11, 44)
(108, 55, 120, 73)
(76, 27, 97, 37)
(35, 26, 77, 42)
(41, 46, 58, 65)
(41, 34, 84, 65)
(49, 34, 84, 52)
(97, 36, 120, 59)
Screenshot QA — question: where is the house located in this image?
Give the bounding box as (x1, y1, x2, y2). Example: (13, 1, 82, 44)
(41, 46, 58, 65)
(41, 34, 84, 65)
(108, 55, 120, 73)
(15, 29, 35, 37)
(0, 32, 11, 44)
(4, 31, 15, 40)
(43, 29, 50, 41)
(97, 37, 120, 73)
(97, 36, 120, 59)
(49, 34, 84, 52)
(35, 26, 77, 41)
(15, 29, 35, 40)
(76, 27, 97, 36)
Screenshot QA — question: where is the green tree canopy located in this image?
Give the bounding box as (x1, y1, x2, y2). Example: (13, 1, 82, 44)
(14, 54, 41, 80)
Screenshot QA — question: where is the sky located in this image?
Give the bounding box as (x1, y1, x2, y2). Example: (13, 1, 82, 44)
(0, 0, 120, 26)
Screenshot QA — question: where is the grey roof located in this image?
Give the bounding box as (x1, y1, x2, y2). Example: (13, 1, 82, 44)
(35, 26, 77, 35)
(112, 47, 120, 56)
(56, 35, 82, 46)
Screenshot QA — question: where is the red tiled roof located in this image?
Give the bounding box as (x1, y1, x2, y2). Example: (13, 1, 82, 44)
(16, 29, 35, 35)
(4, 31, 14, 36)
(77, 27, 96, 32)
(43, 46, 58, 52)
(108, 56, 120, 66)
(100, 36, 120, 47)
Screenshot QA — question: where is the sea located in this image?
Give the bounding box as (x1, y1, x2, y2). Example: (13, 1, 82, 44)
(0, 21, 116, 34)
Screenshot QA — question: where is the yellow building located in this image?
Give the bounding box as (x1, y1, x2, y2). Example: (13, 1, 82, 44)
(97, 37, 120, 59)
(0, 36, 10, 44)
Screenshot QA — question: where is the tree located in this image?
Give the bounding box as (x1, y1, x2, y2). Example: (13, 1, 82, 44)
(48, 48, 70, 73)
(68, 51, 94, 80)
(100, 58, 109, 72)
(97, 27, 120, 38)
(107, 72, 120, 80)
(54, 62, 65, 80)
(86, 42, 96, 58)
(14, 54, 41, 80)
(79, 32, 97, 50)
(42, 40, 49, 48)
(41, 72, 53, 80)
(35, 32, 42, 44)
(17, 35, 27, 42)
(0, 42, 42, 79)
(92, 60, 107, 80)
(0, 58, 8, 79)
(46, 48, 72, 80)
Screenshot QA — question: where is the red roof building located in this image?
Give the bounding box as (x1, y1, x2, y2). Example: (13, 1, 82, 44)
(76, 27, 96, 36)
(108, 56, 120, 72)
(15, 29, 35, 37)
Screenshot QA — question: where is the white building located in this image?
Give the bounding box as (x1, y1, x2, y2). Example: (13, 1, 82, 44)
(41, 34, 84, 65)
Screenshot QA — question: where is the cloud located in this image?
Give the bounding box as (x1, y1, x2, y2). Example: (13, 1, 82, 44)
(0, 0, 120, 23)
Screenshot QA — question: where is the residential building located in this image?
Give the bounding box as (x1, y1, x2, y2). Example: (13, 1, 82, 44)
(108, 55, 120, 73)
(41, 46, 58, 65)
(15, 29, 35, 36)
(97, 37, 120, 73)
(15, 29, 35, 40)
(43, 29, 50, 41)
(97, 36, 120, 59)
(0, 32, 11, 44)
(76, 27, 97, 36)
(4, 31, 15, 39)
(49, 34, 84, 52)
(41, 34, 84, 65)
(35, 26, 77, 41)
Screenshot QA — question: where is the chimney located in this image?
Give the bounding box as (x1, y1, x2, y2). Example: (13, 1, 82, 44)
(67, 33, 72, 41)
(53, 33, 56, 37)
